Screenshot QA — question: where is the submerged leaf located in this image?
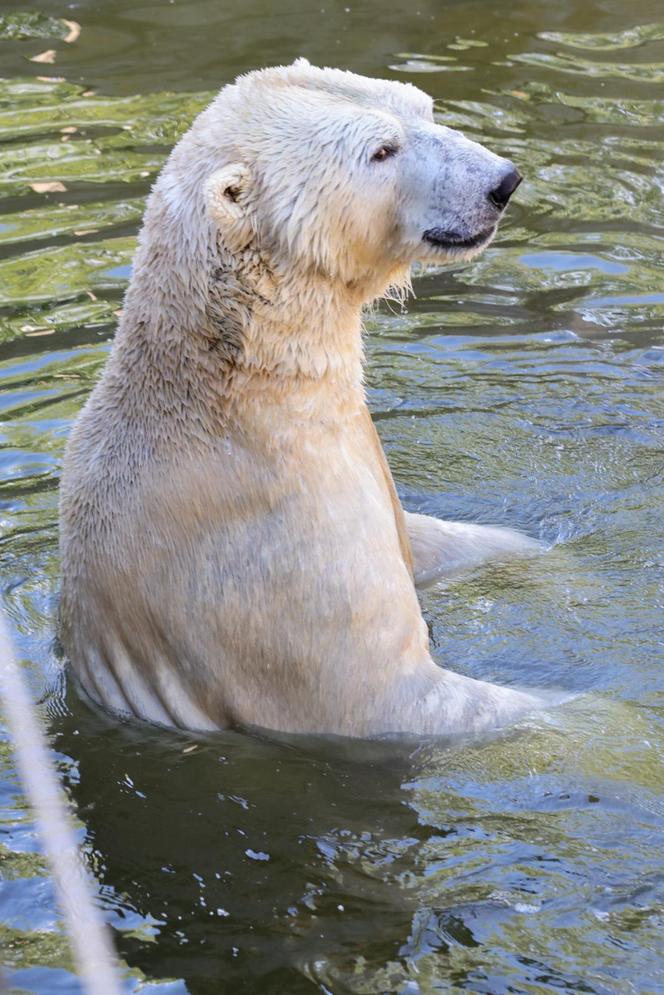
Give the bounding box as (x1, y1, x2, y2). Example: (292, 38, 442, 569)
(29, 49, 56, 65)
(62, 20, 81, 44)
(29, 181, 67, 193)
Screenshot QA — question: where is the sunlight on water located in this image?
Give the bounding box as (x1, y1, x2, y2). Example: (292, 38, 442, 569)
(1, 1, 663, 992)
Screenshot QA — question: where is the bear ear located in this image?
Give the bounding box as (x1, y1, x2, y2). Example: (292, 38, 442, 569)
(204, 164, 251, 227)
(291, 57, 311, 69)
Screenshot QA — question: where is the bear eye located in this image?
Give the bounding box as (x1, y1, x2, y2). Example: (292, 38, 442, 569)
(371, 144, 398, 162)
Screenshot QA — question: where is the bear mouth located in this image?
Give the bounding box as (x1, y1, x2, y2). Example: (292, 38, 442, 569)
(422, 225, 496, 250)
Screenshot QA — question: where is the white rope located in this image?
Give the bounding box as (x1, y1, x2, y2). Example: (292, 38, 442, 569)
(0, 611, 121, 995)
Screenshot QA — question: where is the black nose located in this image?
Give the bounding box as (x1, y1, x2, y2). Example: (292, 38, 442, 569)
(489, 166, 522, 210)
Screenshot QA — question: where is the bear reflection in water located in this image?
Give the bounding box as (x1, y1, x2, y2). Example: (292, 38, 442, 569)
(60, 701, 481, 994)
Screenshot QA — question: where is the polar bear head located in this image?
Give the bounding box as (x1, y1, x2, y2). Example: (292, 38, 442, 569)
(157, 60, 520, 297)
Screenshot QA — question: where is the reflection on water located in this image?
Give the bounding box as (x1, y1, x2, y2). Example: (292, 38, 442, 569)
(1, 0, 663, 992)
(50, 693, 664, 995)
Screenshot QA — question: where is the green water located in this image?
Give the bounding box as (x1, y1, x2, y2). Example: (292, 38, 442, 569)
(1, 0, 663, 991)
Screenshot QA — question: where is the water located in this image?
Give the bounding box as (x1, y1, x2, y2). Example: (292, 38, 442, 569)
(1, 0, 663, 991)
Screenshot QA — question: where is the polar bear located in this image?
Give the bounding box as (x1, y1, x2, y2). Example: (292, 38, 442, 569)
(59, 60, 543, 736)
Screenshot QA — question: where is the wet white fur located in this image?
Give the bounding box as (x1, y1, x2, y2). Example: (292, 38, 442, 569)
(59, 60, 544, 737)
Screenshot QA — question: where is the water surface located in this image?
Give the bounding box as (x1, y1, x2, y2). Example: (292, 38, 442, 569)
(1, 0, 663, 992)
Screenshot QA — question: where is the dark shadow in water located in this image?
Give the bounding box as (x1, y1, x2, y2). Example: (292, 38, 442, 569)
(56, 692, 459, 994)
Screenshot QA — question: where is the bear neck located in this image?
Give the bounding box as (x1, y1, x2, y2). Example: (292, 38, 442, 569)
(110, 194, 375, 425)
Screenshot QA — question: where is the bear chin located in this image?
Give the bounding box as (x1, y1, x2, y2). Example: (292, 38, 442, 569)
(422, 224, 496, 251)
